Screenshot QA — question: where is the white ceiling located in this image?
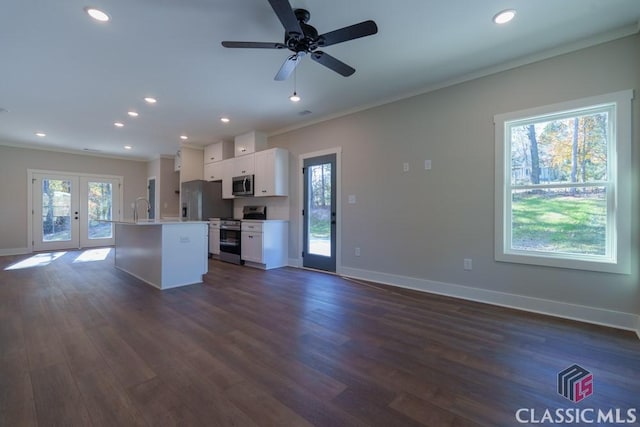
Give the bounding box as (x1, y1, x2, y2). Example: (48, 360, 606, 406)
(2, 0, 639, 160)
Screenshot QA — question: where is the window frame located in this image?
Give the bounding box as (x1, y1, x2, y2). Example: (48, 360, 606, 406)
(494, 90, 633, 274)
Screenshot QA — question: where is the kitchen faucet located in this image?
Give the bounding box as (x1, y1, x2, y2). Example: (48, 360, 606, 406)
(133, 197, 150, 222)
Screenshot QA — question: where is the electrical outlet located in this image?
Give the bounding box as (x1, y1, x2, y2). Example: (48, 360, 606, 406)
(355, 247, 361, 257)
(403, 162, 409, 172)
(463, 258, 472, 271)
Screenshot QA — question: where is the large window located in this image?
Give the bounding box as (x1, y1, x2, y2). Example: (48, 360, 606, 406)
(495, 90, 632, 273)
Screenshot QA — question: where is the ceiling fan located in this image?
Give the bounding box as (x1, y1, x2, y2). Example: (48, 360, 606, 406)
(221, 0, 378, 81)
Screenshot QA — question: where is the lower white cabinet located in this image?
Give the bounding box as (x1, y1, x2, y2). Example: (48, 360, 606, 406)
(208, 220, 220, 256)
(241, 220, 288, 269)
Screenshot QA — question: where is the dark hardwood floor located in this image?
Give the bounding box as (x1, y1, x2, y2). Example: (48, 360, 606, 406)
(0, 249, 638, 426)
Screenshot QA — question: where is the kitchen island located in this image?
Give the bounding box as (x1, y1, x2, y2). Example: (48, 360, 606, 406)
(112, 220, 208, 290)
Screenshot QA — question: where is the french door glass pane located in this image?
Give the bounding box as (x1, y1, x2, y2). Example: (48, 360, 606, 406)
(307, 163, 332, 257)
(42, 179, 72, 242)
(87, 181, 113, 239)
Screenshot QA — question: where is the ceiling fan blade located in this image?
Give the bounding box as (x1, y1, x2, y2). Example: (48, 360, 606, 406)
(267, 0, 303, 39)
(221, 41, 287, 49)
(318, 20, 378, 47)
(310, 51, 355, 77)
(274, 52, 306, 81)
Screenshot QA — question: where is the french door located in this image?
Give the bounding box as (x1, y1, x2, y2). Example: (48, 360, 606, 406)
(303, 154, 337, 271)
(31, 172, 121, 251)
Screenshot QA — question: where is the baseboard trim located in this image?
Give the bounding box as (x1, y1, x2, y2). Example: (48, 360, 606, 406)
(340, 266, 639, 334)
(288, 258, 302, 268)
(0, 247, 30, 256)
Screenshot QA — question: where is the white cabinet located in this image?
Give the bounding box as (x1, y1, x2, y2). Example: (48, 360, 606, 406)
(204, 161, 224, 182)
(241, 220, 288, 270)
(232, 154, 255, 176)
(204, 141, 234, 164)
(221, 159, 235, 199)
(241, 225, 263, 263)
(208, 220, 221, 256)
(254, 148, 289, 197)
(234, 131, 267, 157)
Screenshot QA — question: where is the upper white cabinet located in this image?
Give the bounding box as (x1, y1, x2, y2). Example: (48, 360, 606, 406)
(254, 148, 289, 197)
(232, 153, 255, 176)
(221, 159, 235, 199)
(234, 131, 267, 157)
(204, 161, 224, 181)
(204, 140, 234, 164)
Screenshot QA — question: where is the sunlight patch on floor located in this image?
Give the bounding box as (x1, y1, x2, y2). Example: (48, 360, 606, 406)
(73, 248, 111, 263)
(5, 252, 67, 270)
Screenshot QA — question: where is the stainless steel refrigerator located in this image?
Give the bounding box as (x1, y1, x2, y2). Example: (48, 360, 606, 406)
(181, 180, 232, 221)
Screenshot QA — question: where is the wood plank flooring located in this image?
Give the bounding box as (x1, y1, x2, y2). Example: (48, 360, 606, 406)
(0, 249, 638, 426)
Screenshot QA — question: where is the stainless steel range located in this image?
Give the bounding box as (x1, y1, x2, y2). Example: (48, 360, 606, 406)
(219, 218, 242, 265)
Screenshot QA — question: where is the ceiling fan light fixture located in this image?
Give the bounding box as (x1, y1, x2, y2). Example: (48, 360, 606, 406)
(84, 7, 110, 22)
(493, 9, 516, 24)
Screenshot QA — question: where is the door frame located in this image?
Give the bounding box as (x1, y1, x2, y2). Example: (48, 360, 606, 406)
(298, 147, 342, 273)
(27, 169, 124, 252)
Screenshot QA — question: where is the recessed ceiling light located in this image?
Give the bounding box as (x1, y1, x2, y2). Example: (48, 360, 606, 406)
(144, 97, 157, 104)
(35, 132, 46, 137)
(114, 122, 124, 127)
(220, 117, 230, 123)
(84, 7, 110, 22)
(124, 145, 132, 150)
(127, 111, 139, 117)
(180, 135, 188, 140)
(493, 9, 516, 24)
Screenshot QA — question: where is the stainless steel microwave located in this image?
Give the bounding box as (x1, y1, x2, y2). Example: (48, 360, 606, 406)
(232, 174, 254, 196)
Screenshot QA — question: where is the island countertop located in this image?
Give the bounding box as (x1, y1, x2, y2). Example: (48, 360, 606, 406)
(103, 219, 209, 225)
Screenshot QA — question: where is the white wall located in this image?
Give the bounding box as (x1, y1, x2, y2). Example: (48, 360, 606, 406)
(0, 144, 148, 253)
(146, 156, 180, 219)
(270, 34, 640, 325)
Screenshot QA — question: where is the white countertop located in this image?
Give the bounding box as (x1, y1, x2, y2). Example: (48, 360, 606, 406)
(104, 219, 209, 225)
(240, 219, 289, 223)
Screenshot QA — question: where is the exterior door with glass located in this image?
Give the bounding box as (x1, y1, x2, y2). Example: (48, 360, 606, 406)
(303, 154, 337, 272)
(32, 172, 120, 251)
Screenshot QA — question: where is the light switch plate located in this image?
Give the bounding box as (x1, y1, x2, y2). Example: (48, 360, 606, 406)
(403, 162, 410, 172)
(424, 160, 432, 170)
(348, 195, 356, 204)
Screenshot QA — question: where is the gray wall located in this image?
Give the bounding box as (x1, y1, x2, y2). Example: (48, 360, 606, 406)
(0, 144, 148, 252)
(270, 34, 640, 317)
